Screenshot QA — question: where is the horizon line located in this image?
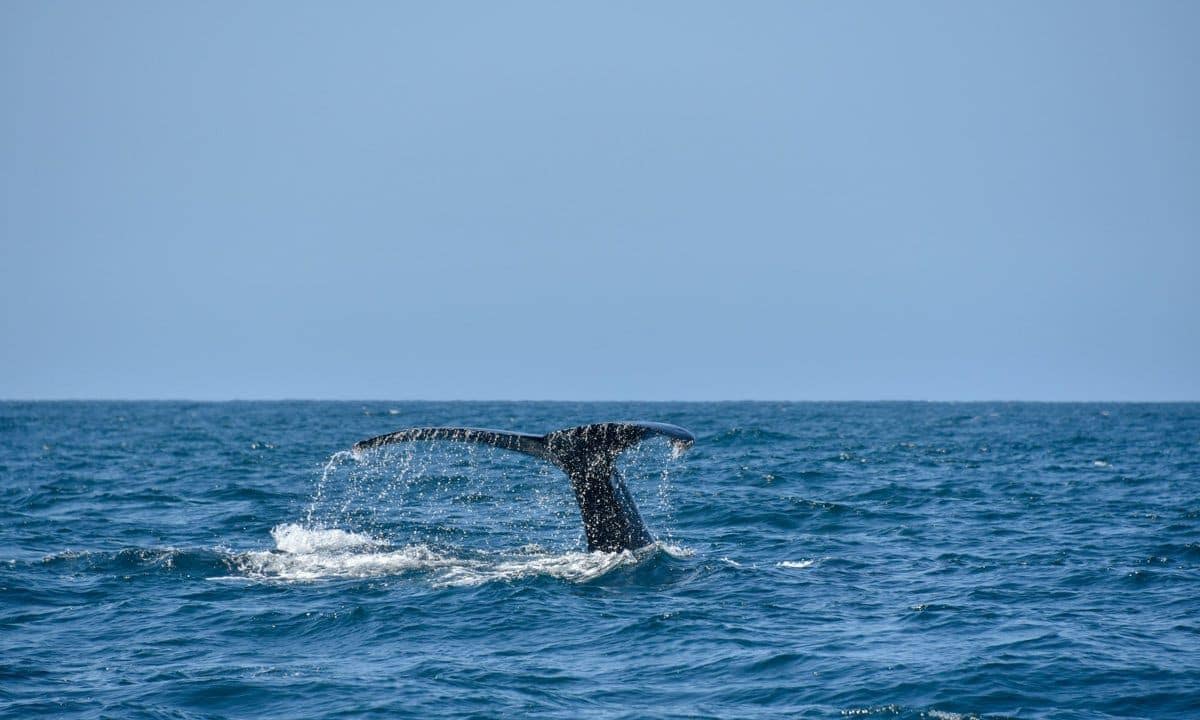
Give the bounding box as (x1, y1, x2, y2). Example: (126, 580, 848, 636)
(2, 398, 1197, 404)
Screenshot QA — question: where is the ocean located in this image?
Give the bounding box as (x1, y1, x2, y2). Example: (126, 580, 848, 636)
(2, 401, 1197, 718)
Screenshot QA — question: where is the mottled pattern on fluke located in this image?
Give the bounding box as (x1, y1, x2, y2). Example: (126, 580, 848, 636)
(352, 422, 695, 552)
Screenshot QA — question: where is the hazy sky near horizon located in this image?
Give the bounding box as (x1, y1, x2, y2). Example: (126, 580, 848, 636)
(2, 2, 1197, 400)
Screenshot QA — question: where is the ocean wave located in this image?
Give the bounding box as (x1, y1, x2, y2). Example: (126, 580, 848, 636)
(777, 559, 816, 569)
(25, 524, 690, 589)
(36, 546, 234, 577)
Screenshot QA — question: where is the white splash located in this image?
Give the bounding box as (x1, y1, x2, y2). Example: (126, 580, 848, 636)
(435, 548, 637, 587)
(304, 450, 358, 525)
(222, 523, 676, 586)
(778, 559, 816, 569)
(656, 542, 694, 559)
(234, 542, 453, 582)
(269, 523, 382, 554)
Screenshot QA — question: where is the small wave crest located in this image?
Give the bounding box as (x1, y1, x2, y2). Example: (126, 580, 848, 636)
(35, 546, 232, 577)
(777, 559, 816, 569)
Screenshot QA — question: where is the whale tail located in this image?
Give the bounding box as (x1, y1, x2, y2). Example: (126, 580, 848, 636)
(352, 421, 695, 552)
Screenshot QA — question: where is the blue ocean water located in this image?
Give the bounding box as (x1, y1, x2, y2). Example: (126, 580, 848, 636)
(2, 401, 1198, 719)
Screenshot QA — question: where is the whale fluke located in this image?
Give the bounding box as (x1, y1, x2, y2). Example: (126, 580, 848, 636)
(352, 421, 695, 552)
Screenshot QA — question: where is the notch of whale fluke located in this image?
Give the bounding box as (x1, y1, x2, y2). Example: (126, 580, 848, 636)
(352, 421, 695, 552)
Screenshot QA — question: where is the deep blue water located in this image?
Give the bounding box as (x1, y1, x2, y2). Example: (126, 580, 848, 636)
(2, 402, 1198, 719)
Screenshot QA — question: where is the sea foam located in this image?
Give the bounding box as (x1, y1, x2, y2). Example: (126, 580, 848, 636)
(225, 522, 668, 586)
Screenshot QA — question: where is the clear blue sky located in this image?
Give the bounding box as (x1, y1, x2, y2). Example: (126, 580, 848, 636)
(2, 2, 1197, 400)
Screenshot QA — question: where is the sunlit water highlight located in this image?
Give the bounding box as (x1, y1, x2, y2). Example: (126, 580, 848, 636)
(2, 401, 1198, 718)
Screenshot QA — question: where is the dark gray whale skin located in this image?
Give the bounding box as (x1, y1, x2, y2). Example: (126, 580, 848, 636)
(352, 422, 695, 552)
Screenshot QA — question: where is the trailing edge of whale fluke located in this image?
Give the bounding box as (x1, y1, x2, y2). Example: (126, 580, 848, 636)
(352, 422, 695, 553)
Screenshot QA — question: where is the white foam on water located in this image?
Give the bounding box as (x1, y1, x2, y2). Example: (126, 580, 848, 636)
(233, 543, 452, 582)
(926, 710, 970, 720)
(434, 548, 638, 588)
(778, 559, 816, 569)
(656, 541, 694, 558)
(222, 523, 678, 586)
(840, 705, 902, 717)
(270, 523, 382, 554)
(222, 524, 446, 581)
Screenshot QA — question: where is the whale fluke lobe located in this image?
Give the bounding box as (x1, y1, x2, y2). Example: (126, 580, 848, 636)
(352, 421, 695, 552)
(352, 427, 551, 460)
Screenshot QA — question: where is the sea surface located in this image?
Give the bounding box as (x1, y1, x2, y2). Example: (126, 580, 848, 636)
(2, 401, 1198, 719)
